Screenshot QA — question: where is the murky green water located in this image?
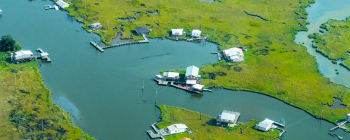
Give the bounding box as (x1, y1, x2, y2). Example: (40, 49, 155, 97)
(0, 0, 350, 139)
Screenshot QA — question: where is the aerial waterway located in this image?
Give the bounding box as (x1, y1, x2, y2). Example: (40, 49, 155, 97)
(0, 0, 350, 140)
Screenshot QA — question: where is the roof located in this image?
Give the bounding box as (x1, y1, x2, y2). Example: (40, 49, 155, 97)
(163, 72, 179, 78)
(135, 26, 150, 33)
(91, 23, 101, 26)
(185, 65, 199, 77)
(257, 119, 274, 128)
(0, 9, 2, 12)
(56, 0, 69, 7)
(220, 110, 236, 121)
(224, 47, 244, 57)
(191, 30, 201, 36)
(180, 138, 191, 140)
(186, 80, 196, 85)
(192, 84, 204, 90)
(174, 124, 188, 129)
(40, 52, 49, 56)
(156, 75, 163, 78)
(171, 29, 183, 35)
(16, 50, 33, 56)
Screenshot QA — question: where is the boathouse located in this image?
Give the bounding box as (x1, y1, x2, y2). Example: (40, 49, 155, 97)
(135, 26, 151, 35)
(216, 110, 241, 127)
(165, 124, 188, 134)
(191, 30, 201, 38)
(90, 23, 102, 30)
(163, 72, 180, 81)
(192, 84, 204, 91)
(222, 47, 244, 62)
(185, 65, 200, 85)
(255, 119, 274, 132)
(171, 29, 183, 36)
(56, 0, 69, 8)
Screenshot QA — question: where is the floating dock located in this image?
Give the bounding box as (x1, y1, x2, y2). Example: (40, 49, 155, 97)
(36, 48, 51, 62)
(90, 41, 104, 52)
(92, 34, 149, 51)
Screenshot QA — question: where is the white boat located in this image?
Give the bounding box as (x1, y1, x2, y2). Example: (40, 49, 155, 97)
(0, 9, 2, 15)
(54, 6, 59, 10)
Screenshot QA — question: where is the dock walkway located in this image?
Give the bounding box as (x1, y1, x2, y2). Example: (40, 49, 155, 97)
(95, 34, 149, 51)
(90, 41, 104, 52)
(330, 120, 348, 131)
(147, 123, 165, 140)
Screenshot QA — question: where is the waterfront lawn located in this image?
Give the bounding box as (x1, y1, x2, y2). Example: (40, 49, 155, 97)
(308, 17, 350, 69)
(157, 104, 279, 140)
(0, 52, 95, 140)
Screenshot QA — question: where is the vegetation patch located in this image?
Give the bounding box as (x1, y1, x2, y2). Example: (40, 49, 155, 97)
(0, 51, 95, 139)
(308, 17, 350, 69)
(156, 104, 279, 140)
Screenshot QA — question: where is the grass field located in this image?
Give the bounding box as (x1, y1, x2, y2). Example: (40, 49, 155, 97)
(308, 17, 350, 70)
(0, 52, 95, 139)
(56, 0, 350, 127)
(156, 104, 279, 140)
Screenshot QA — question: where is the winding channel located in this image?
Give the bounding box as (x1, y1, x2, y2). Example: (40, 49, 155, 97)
(0, 0, 350, 139)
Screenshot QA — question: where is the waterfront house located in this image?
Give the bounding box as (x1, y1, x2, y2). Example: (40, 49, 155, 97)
(255, 119, 274, 132)
(171, 29, 183, 36)
(135, 26, 151, 35)
(216, 110, 241, 127)
(185, 65, 200, 85)
(165, 124, 188, 134)
(223, 47, 244, 62)
(163, 72, 180, 81)
(191, 30, 201, 38)
(56, 0, 69, 8)
(90, 23, 102, 30)
(346, 114, 350, 122)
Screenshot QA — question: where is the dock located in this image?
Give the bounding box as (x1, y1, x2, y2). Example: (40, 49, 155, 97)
(94, 34, 149, 51)
(36, 48, 51, 62)
(147, 123, 165, 140)
(90, 41, 104, 52)
(330, 120, 348, 131)
(218, 53, 221, 61)
(173, 84, 200, 94)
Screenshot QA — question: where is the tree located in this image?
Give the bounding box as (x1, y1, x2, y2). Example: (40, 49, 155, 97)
(0, 35, 22, 52)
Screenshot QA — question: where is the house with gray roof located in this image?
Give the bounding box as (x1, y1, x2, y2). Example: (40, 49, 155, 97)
(216, 110, 240, 127)
(135, 26, 151, 35)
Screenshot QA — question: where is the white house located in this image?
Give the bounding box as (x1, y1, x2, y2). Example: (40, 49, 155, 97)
(223, 47, 244, 62)
(216, 110, 241, 127)
(56, 0, 69, 8)
(185, 65, 200, 85)
(346, 114, 350, 122)
(166, 124, 188, 134)
(191, 30, 201, 38)
(171, 29, 183, 36)
(255, 119, 274, 132)
(163, 72, 180, 81)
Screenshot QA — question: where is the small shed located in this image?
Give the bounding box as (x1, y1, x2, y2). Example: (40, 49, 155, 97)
(56, 0, 69, 8)
(192, 84, 204, 91)
(255, 119, 274, 132)
(40, 52, 49, 57)
(166, 124, 188, 134)
(191, 30, 201, 37)
(135, 26, 151, 35)
(90, 23, 102, 30)
(346, 114, 350, 122)
(171, 29, 183, 36)
(163, 72, 180, 81)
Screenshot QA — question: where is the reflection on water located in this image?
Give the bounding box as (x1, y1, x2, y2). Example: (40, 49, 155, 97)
(52, 93, 80, 125)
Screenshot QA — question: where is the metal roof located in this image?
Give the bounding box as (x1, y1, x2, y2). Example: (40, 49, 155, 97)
(16, 50, 33, 56)
(257, 119, 274, 129)
(185, 65, 199, 77)
(56, 0, 69, 7)
(40, 52, 49, 57)
(224, 47, 244, 57)
(191, 30, 201, 37)
(174, 124, 188, 129)
(171, 29, 183, 35)
(221, 110, 236, 121)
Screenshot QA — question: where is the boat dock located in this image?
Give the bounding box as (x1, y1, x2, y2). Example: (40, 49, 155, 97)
(330, 120, 348, 131)
(92, 34, 149, 51)
(173, 84, 201, 94)
(218, 53, 221, 61)
(147, 123, 165, 140)
(90, 41, 104, 52)
(36, 48, 51, 62)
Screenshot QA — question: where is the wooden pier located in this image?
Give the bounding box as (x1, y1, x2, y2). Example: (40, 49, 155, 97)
(90, 41, 104, 52)
(330, 120, 348, 131)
